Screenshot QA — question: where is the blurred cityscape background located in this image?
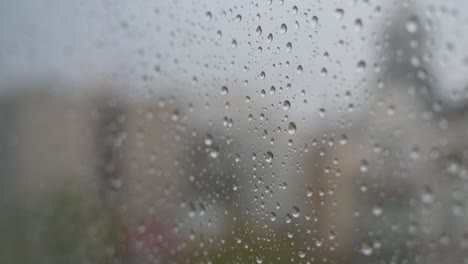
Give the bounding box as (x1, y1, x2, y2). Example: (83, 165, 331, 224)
(1, 0, 468, 263)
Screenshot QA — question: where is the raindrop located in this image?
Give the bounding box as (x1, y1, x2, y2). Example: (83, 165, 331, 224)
(288, 122, 296, 134)
(204, 133, 213, 146)
(315, 238, 324, 247)
(231, 39, 237, 48)
(292, 206, 300, 218)
(292, 6, 298, 15)
(406, 15, 419, 33)
(256, 254, 263, 264)
(320, 67, 328, 76)
(260, 71, 266, 79)
(297, 65, 303, 74)
(283, 100, 291, 110)
(360, 242, 373, 256)
(360, 160, 369, 172)
(210, 146, 219, 159)
(270, 86, 276, 94)
(357, 60, 366, 72)
(256, 26, 262, 37)
(280, 23, 288, 34)
(265, 151, 274, 162)
(298, 250, 306, 258)
(235, 14, 242, 22)
(372, 205, 383, 216)
(205, 11, 213, 21)
(311, 16, 318, 28)
(267, 33, 273, 44)
(286, 42, 292, 53)
(220, 86, 229, 95)
(354, 18, 363, 31)
(335, 8, 344, 19)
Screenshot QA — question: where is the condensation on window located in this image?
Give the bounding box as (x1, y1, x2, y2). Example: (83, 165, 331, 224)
(1, 0, 468, 263)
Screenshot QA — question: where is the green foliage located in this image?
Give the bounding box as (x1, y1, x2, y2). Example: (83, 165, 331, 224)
(0, 189, 124, 264)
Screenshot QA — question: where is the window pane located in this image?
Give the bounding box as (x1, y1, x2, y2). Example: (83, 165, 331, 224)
(1, 0, 468, 263)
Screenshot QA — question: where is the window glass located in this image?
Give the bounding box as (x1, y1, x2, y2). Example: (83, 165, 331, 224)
(1, 0, 468, 263)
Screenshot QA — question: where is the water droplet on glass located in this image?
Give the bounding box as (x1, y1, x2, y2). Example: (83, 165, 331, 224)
(354, 18, 363, 31)
(360, 160, 369, 172)
(372, 205, 383, 216)
(280, 23, 288, 34)
(205, 11, 212, 21)
(406, 15, 419, 33)
(256, 26, 262, 37)
(235, 14, 242, 22)
(288, 122, 296, 134)
(231, 39, 238, 48)
(220, 86, 228, 95)
(335, 8, 344, 19)
(292, 206, 300, 218)
(204, 133, 213, 146)
(210, 146, 219, 159)
(267, 33, 273, 44)
(256, 254, 263, 264)
(297, 65, 303, 74)
(286, 42, 292, 53)
(283, 100, 291, 110)
(360, 242, 373, 256)
(357, 60, 366, 72)
(265, 151, 273, 162)
(298, 250, 306, 258)
(260, 71, 266, 79)
(311, 16, 318, 28)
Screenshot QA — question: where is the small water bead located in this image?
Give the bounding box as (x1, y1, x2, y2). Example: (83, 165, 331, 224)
(318, 108, 326, 117)
(292, 206, 300, 218)
(283, 100, 291, 110)
(297, 65, 303, 74)
(235, 14, 242, 22)
(354, 18, 363, 31)
(210, 146, 219, 159)
(270, 86, 276, 94)
(298, 250, 306, 258)
(311, 16, 318, 28)
(288, 122, 296, 134)
(320, 67, 328, 76)
(286, 42, 292, 53)
(204, 134, 213, 146)
(260, 71, 266, 79)
(265, 151, 274, 162)
(292, 5, 298, 15)
(231, 39, 237, 48)
(315, 238, 324, 247)
(267, 33, 273, 44)
(280, 23, 288, 34)
(360, 160, 369, 172)
(359, 242, 373, 256)
(205, 11, 212, 21)
(406, 15, 419, 33)
(372, 205, 383, 216)
(256, 254, 263, 264)
(335, 8, 344, 19)
(256, 26, 262, 37)
(220, 86, 228, 95)
(357, 60, 366, 72)
(270, 212, 277, 221)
